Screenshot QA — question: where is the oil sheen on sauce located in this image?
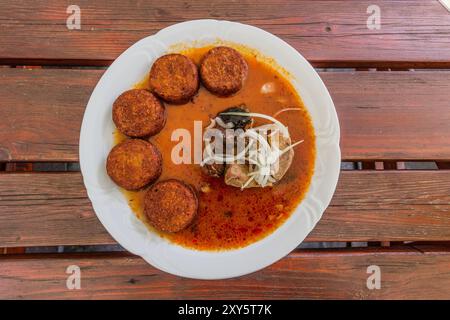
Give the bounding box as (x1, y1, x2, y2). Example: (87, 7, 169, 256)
(114, 46, 316, 251)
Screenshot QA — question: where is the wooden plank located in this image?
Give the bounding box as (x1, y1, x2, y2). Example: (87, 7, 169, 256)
(0, 171, 449, 247)
(1, 1, 450, 68)
(0, 68, 103, 162)
(1, 68, 450, 162)
(320, 71, 450, 161)
(0, 172, 114, 247)
(0, 247, 449, 299)
(313, 170, 450, 242)
(0, 161, 31, 254)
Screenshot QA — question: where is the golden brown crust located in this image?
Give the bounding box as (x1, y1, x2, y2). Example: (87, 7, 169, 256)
(200, 46, 248, 96)
(149, 54, 199, 104)
(112, 89, 166, 137)
(144, 179, 198, 233)
(106, 139, 162, 191)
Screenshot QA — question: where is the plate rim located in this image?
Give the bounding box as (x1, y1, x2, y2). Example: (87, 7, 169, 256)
(79, 19, 341, 279)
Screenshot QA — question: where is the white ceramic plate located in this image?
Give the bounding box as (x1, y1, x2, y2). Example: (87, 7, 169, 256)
(79, 19, 340, 279)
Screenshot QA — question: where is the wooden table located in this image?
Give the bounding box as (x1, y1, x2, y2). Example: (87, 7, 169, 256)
(1, 0, 450, 299)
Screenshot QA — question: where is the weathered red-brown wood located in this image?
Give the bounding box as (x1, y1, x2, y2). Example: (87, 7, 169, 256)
(320, 71, 450, 160)
(0, 172, 114, 247)
(0, 162, 31, 254)
(1, 1, 450, 68)
(0, 68, 103, 162)
(1, 247, 449, 299)
(1, 68, 450, 162)
(0, 171, 449, 247)
(0, 0, 448, 301)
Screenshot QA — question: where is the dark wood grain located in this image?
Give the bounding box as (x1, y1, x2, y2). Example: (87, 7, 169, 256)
(1, 247, 449, 299)
(0, 171, 449, 247)
(1, 68, 450, 162)
(1, 1, 450, 68)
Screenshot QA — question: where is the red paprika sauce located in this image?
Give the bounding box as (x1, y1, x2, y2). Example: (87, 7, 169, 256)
(114, 45, 315, 250)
